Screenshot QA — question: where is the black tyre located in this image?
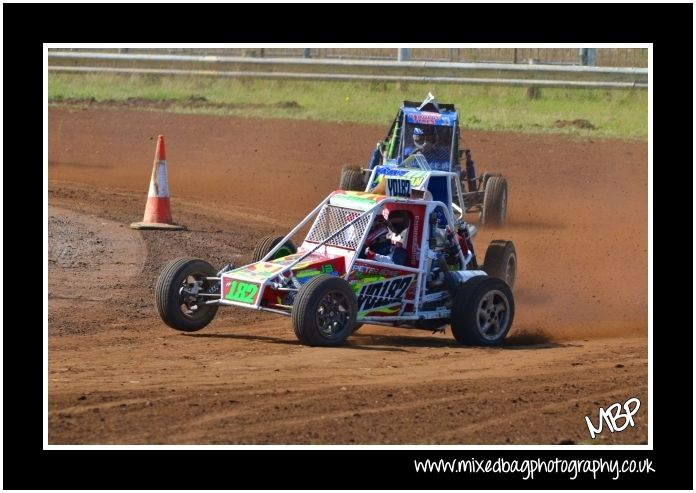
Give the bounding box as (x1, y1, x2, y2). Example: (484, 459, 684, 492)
(251, 235, 297, 263)
(291, 274, 357, 346)
(155, 257, 219, 332)
(481, 176, 508, 227)
(339, 165, 366, 191)
(483, 240, 517, 289)
(480, 172, 500, 192)
(451, 276, 514, 346)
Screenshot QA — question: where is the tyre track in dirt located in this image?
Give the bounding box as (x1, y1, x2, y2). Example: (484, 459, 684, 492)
(48, 206, 148, 336)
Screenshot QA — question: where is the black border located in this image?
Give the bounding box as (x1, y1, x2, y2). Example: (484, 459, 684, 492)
(8, 1, 691, 490)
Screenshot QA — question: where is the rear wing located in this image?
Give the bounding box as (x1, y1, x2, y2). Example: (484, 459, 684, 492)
(402, 100, 456, 112)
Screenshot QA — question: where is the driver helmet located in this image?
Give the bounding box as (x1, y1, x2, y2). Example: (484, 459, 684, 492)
(366, 216, 389, 246)
(386, 210, 409, 235)
(413, 126, 436, 148)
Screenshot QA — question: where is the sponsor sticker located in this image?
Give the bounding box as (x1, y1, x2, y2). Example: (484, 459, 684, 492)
(375, 168, 428, 188)
(355, 275, 415, 314)
(407, 112, 449, 125)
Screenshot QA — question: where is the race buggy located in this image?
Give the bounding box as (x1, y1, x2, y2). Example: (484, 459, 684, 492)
(156, 169, 518, 347)
(339, 93, 509, 226)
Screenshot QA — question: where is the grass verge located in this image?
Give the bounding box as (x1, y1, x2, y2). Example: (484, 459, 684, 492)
(48, 73, 647, 139)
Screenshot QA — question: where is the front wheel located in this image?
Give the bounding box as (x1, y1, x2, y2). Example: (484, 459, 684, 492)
(291, 274, 357, 346)
(483, 240, 517, 289)
(481, 176, 508, 227)
(155, 257, 219, 332)
(451, 276, 514, 346)
(339, 165, 366, 191)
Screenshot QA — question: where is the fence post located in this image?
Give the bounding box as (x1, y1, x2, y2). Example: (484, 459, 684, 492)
(579, 48, 596, 66)
(396, 48, 411, 91)
(587, 48, 596, 66)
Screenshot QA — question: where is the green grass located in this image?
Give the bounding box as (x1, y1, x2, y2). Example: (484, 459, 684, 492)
(48, 73, 647, 139)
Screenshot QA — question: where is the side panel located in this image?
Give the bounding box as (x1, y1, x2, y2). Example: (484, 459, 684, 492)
(291, 254, 346, 283)
(349, 260, 418, 318)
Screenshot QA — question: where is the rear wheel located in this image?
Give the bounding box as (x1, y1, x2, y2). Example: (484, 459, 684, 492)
(339, 165, 366, 191)
(481, 176, 508, 226)
(292, 274, 357, 346)
(451, 276, 514, 346)
(155, 257, 219, 332)
(483, 240, 517, 289)
(251, 235, 297, 262)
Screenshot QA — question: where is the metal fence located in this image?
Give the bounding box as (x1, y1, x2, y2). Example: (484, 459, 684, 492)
(48, 51, 648, 89)
(52, 47, 648, 68)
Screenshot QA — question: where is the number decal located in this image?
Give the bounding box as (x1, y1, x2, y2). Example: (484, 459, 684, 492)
(225, 280, 259, 304)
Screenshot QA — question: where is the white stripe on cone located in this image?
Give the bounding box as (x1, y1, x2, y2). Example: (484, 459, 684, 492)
(148, 159, 170, 198)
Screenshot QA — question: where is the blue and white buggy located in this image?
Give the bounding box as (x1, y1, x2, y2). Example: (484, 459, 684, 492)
(339, 94, 509, 226)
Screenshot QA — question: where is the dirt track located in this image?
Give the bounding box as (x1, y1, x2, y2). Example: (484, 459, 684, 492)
(48, 107, 648, 444)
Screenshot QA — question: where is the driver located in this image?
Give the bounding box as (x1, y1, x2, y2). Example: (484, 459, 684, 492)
(404, 126, 451, 172)
(361, 211, 409, 265)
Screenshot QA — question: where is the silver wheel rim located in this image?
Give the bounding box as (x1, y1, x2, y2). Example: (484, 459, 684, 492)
(178, 272, 210, 320)
(476, 289, 511, 341)
(315, 290, 351, 339)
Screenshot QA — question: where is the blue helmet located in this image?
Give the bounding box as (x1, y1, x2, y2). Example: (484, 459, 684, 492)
(413, 126, 435, 147)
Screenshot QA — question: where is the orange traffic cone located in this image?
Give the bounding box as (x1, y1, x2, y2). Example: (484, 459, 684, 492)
(130, 135, 185, 230)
